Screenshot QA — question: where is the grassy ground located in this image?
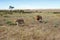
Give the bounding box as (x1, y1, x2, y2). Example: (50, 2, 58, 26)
(0, 12, 60, 40)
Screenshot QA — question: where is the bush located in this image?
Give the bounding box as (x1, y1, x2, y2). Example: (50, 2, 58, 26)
(0, 12, 3, 16)
(4, 15, 10, 18)
(6, 21, 17, 25)
(53, 12, 60, 14)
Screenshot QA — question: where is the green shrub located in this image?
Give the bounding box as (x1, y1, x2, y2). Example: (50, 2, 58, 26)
(0, 13, 3, 16)
(4, 15, 10, 18)
(53, 12, 60, 14)
(6, 21, 17, 25)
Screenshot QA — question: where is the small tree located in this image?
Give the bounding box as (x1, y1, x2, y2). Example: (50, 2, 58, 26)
(9, 6, 14, 14)
(9, 6, 14, 10)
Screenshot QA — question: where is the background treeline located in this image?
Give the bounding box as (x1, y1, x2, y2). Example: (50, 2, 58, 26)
(0, 10, 60, 14)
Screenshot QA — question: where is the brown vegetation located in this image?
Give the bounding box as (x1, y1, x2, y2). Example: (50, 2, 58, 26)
(0, 10, 60, 40)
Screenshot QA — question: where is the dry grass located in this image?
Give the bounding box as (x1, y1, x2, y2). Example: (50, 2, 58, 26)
(0, 12, 60, 40)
